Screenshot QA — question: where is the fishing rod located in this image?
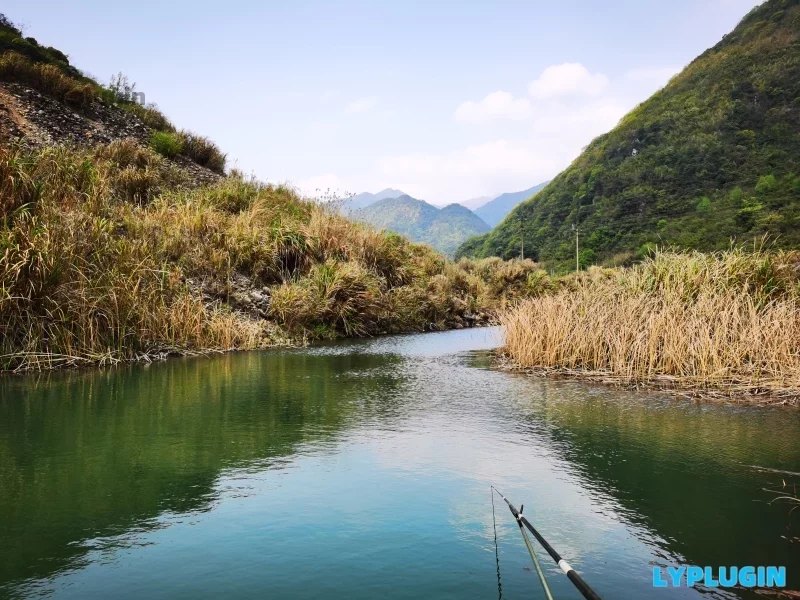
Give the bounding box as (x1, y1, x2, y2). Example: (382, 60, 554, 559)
(491, 486, 602, 600)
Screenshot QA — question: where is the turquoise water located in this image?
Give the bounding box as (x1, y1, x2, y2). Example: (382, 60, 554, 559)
(0, 327, 798, 599)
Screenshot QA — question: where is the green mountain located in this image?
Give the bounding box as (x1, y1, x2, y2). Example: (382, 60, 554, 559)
(456, 0, 800, 269)
(474, 182, 548, 226)
(343, 188, 407, 211)
(355, 195, 490, 256)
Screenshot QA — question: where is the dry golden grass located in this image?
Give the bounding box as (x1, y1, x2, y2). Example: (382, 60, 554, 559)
(0, 52, 94, 107)
(501, 248, 800, 399)
(0, 143, 545, 371)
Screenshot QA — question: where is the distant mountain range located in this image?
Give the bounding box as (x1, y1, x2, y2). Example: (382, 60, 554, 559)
(474, 183, 548, 226)
(353, 195, 489, 256)
(342, 188, 406, 211)
(344, 185, 546, 256)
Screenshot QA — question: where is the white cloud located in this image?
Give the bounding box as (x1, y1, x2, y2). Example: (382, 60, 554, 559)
(291, 60, 675, 204)
(383, 61, 647, 202)
(345, 96, 378, 114)
(528, 62, 609, 99)
(377, 139, 562, 203)
(454, 90, 533, 123)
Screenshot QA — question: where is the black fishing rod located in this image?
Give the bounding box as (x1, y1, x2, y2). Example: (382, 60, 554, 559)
(491, 486, 602, 600)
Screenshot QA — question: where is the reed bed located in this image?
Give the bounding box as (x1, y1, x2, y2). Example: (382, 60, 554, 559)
(501, 248, 800, 400)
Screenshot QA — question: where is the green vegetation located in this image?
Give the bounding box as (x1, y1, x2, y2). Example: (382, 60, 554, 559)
(501, 245, 800, 399)
(355, 195, 490, 256)
(150, 131, 184, 158)
(458, 0, 800, 270)
(0, 141, 543, 371)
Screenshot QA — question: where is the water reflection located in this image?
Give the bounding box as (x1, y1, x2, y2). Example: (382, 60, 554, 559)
(0, 349, 408, 593)
(0, 328, 797, 599)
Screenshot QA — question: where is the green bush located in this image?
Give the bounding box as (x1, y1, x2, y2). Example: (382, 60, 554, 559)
(755, 174, 777, 194)
(150, 131, 184, 158)
(179, 131, 226, 174)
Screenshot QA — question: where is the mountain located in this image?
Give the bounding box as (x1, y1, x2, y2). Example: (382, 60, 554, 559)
(343, 188, 407, 211)
(459, 195, 493, 209)
(355, 195, 490, 256)
(456, 0, 800, 269)
(474, 183, 548, 227)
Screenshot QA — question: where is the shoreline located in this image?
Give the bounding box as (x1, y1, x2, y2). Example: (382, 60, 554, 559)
(0, 321, 499, 376)
(495, 353, 800, 407)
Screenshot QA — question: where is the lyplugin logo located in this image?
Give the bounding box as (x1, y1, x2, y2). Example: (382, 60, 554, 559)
(653, 565, 786, 589)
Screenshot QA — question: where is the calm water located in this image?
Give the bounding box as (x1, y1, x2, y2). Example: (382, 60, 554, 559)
(0, 327, 798, 599)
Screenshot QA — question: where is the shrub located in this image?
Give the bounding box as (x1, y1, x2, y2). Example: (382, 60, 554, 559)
(755, 174, 777, 194)
(179, 131, 226, 173)
(695, 196, 711, 212)
(150, 131, 184, 158)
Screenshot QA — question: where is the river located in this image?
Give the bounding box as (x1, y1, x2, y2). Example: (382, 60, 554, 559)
(0, 327, 798, 599)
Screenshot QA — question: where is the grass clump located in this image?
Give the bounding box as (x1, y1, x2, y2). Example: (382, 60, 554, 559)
(0, 51, 94, 107)
(178, 131, 226, 174)
(500, 246, 800, 399)
(150, 131, 184, 159)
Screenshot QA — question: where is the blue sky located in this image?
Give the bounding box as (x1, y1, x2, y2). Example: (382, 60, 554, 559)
(5, 0, 760, 205)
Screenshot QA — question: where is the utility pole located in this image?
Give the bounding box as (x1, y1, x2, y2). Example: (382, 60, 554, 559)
(572, 224, 580, 272)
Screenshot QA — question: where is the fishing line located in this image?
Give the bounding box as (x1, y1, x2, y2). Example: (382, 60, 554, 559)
(491, 486, 503, 599)
(492, 486, 603, 600)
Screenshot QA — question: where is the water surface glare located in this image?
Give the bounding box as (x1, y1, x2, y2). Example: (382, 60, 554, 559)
(1, 327, 798, 599)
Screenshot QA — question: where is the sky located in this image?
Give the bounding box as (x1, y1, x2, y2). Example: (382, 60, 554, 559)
(4, 0, 761, 206)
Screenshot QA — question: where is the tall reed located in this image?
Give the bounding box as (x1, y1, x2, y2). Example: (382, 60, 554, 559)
(501, 248, 800, 398)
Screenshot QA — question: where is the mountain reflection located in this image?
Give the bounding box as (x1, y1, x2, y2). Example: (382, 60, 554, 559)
(0, 349, 406, 592)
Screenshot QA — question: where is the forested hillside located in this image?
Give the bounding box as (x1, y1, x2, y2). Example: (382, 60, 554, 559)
(457, 0, 800, 269)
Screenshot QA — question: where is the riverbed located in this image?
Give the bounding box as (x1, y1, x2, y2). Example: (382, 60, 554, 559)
(0, 327, 797, 599)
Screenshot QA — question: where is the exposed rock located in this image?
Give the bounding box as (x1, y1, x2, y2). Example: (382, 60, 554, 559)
(0, 82, 221, 188)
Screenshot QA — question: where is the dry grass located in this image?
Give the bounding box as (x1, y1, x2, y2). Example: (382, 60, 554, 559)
(0, 52, 94, 107)
(178, 131, 226, 174)
(0, 143, 545, 371)
(501, 247, 800, 399)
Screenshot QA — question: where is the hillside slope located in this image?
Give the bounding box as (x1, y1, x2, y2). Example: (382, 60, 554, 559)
(457, 0, 800, 269)
(474, 182, 548, 226)
(0, 13, 544, 371)
(0, 14, 226, 183)
(355, 195, 490, 256)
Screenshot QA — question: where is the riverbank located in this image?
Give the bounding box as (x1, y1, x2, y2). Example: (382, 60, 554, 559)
(499, 247, 800, 405)
(0, 142, 546, 372)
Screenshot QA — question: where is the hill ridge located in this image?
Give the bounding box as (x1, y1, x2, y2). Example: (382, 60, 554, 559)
(456, 0, 800, 269)
(355, 194, 490, 256)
